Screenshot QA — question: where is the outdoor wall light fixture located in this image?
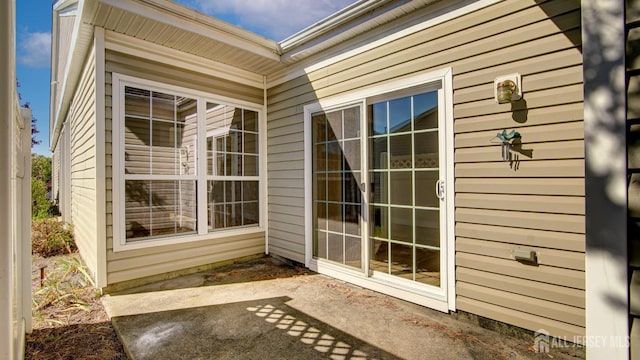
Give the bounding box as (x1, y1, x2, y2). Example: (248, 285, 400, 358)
(494, 73, 522, 104)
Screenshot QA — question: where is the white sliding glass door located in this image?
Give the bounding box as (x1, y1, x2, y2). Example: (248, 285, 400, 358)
(305, 70, 454, 311)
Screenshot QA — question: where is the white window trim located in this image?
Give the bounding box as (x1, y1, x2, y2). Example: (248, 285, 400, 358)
(112, 73, 266, 252)
(303, 67, 455, 312)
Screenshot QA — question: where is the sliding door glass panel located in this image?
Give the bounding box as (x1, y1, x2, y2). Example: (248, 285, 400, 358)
(368, 89, 441, 287)
(312, 106, 362, 270)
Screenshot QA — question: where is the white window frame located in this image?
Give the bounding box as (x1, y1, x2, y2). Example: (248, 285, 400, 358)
(112, 73, 266, 252)
(303, 67, 455, 312)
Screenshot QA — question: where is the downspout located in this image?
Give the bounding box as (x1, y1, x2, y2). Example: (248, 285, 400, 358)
(264, 75, 269, 255)
(19, 107, 33, 350)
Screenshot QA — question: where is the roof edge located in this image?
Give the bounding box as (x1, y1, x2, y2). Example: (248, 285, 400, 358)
(50, 0, 95, 149)
(278, 0, 396, 52)
(53, 0, 79, 11)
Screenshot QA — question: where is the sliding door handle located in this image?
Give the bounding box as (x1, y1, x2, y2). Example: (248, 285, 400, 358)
(435, 179, 445, 200)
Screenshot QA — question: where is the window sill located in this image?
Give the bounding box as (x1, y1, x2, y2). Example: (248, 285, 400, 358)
(112, 226, 265, 253)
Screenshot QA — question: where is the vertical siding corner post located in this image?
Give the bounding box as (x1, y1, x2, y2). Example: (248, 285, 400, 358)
(0, 1, 16, 358)
(95, 26, 108, 288)
(582, 0, 629, 359)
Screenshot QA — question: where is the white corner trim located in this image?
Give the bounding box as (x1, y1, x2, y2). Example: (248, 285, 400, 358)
(442, 67, 456, 311)
(303, 103, 313, 267)
(94, 27, 108, 288)
(268, 0, 502, 88)
(104, 31, 265, 89)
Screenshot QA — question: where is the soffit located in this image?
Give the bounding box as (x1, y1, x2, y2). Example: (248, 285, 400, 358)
(90, 2, 287, 76)
(87, 0, 447, 76)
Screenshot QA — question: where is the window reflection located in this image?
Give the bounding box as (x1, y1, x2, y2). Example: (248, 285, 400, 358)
(204, 102, 260, 232)
(312, 106, 363, 271)
(123, 86, 198, 241)
(121, 84, 261, 242)
(367, 89, 441, 286)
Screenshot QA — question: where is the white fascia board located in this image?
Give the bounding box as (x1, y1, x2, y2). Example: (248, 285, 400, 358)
(53, 0, 79, 11)
(104, 31, 265, 89)
(100, 0, 280, 61)
(49, 1, 78, 150)
(49, 8, 60, 149)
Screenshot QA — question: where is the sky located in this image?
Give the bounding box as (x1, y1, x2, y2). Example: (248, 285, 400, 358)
(16, 0, 358, 157)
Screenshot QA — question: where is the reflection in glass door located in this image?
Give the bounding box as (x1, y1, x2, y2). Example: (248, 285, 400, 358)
(369, 90, 441, 287)
(312, 106, 363, 270)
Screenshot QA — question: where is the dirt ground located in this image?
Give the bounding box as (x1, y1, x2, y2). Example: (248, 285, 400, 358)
(25, 253, 127, 360)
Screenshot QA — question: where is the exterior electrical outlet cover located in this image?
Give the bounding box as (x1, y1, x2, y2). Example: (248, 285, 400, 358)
(494, 73, 522, 103)
(513, 246, 537, 264)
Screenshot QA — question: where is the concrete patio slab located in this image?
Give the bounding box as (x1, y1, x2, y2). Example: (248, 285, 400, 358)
(102, 257, 584, 360)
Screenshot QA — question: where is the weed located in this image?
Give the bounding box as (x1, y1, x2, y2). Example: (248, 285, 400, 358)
(32, 218, 75, 257)
(56, 257, 96, 288)
(33, 256, 97, 319)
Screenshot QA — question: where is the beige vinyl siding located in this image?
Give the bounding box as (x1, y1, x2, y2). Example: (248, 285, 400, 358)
(267, 0, 584, 338)
(104, 51, 263, 105)
(69, 47, 99, 278)
(104, 43, 265, 285)
(106, 232, 265, 284)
